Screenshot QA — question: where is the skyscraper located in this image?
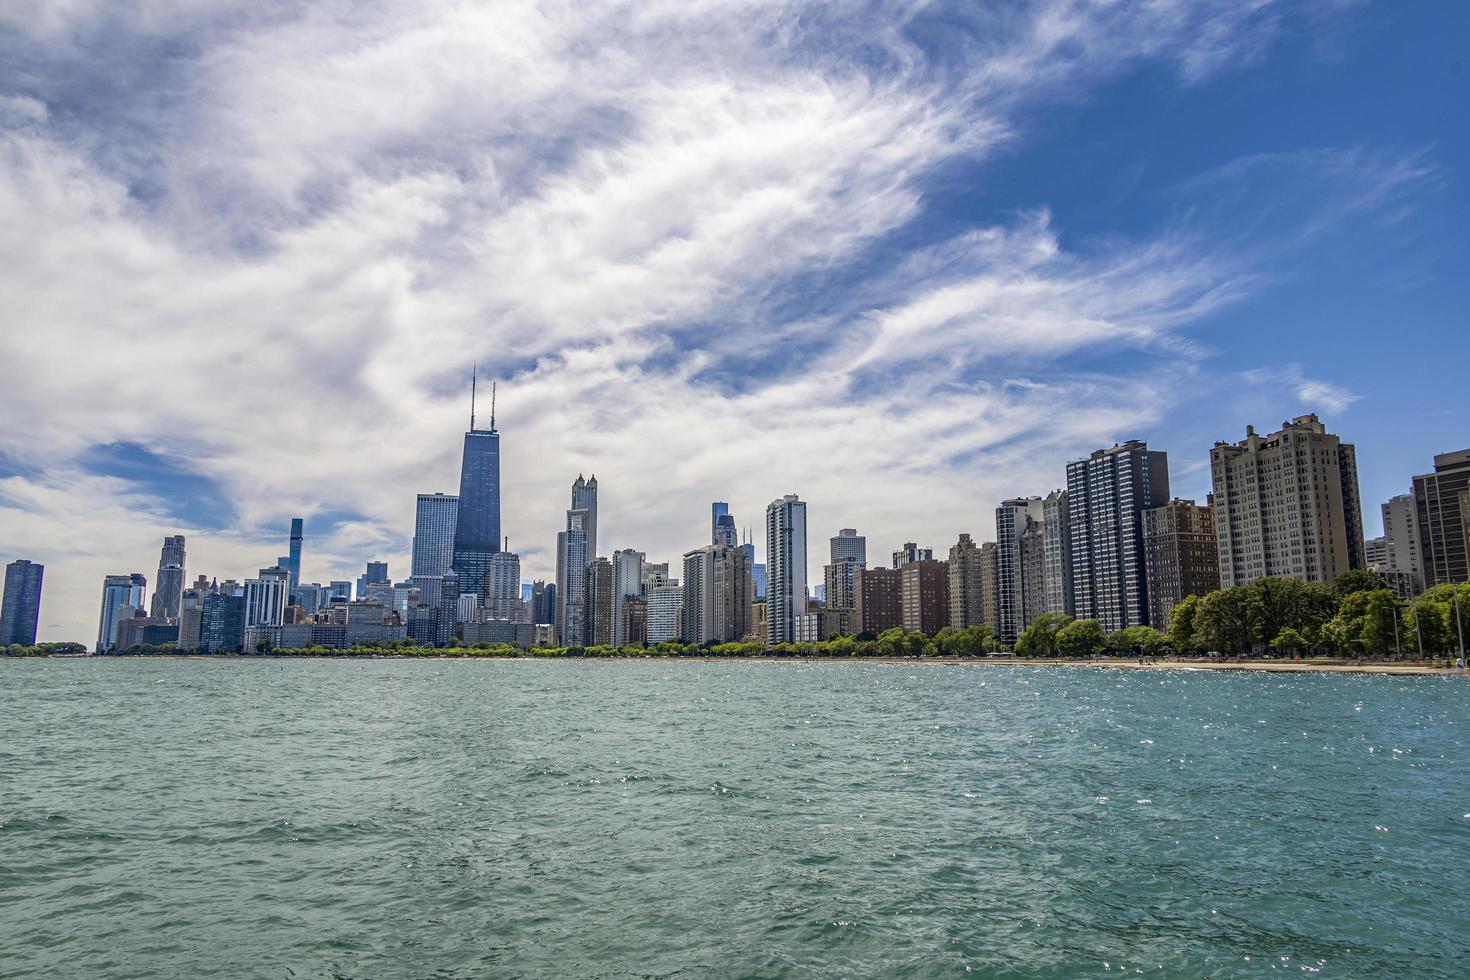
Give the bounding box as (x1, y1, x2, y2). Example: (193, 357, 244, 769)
(947, 534, 985, 629)
(1142, 499, 1220, 629)
(854, 566, 901, 635)
(244, 567, 290, 627)
(555, 509, 590, 644)
(287, 518, 304, 599)
(451, 372, 502, 596)
(765, 495, 807, 646)
(611, 549, 645, 646)
(412, 493, 460, 578)
(150, 535, 186, 621)
(830, 528, 867, 564)
(682, 544, 754, 644)
(1, 559, 44, 646)
(891, 542, 932, 568)
(1211, 416, 1362, 589)
(484, 551, 522, 621)
(1041, 490, 1074, 617)
(1380, 493, 1424, 589)
(1068, 440, 1171, 632)
(1412, 449, 1470, 589)
(585, 558, 615, 646)
(572, 475, 599, 558)
(711, 501, 730, 545)
(900, 559, 950, 634)
(647, 584, 684, 643)
(97, 573, 147, 652)
(995, 497, 1045, 643)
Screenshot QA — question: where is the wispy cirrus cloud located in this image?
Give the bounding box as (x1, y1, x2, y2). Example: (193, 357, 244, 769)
(0, 0, 1431, 640)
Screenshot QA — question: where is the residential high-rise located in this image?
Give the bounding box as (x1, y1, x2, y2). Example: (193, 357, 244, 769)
(555, 508, 591, 644)
(287, 518, 304, 599)
(979, 541, 999, 631)
(619, 595, 648, 647)
(682, 544, 754, 644)
(1142, 498, 1220, 629)
(150, 535, 186, 621)
(1069, 440, 1171, 631)
(854, 566, 901, 635)
(1364, 536, 1389, 569)
(97, 573, 147, 652)
(1, 559, 44, 646)
(891, 542, 932, 568)
(200, 591, 246, 653)
(830, 528, 867, 564)
(765, 495, 808, 646)
(900, 559, 950, 634)
(611, 550, 645, 646)
(1380, 493, 1423, 590)
(640, 561, 671, 595)
(1020, 521, 1046, 629)
(947, 534, 986, 629)
(995, 497, 1046, 643)
(647, 584, 684, 643)
(1211, 416, 1362, 589)
(244, 567, 290, 628)
(584, 558, 615, 646)
(1412, 449, 1470, 589)
(412, 493, 459, 578)
(484, 552, 522, 621)
(1041, 490, 1074, 617)
(451, 373, 502, 597)
(571, 475, 599, 558)
(823, 558, 861, 613)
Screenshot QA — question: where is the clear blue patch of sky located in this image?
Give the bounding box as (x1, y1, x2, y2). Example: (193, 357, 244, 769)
(80, 442, 237, 531)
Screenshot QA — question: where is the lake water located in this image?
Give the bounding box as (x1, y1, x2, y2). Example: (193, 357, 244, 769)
(1, 659, 1466, 977)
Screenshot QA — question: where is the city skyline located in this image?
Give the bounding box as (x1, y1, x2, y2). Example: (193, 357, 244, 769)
(2, 4, 1467, 642)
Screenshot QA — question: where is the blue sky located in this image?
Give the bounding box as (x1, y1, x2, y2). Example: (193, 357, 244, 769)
(0, 1, 1466, 642)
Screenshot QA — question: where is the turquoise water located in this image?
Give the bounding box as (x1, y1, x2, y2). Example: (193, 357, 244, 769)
(1, 660, 1466, 978)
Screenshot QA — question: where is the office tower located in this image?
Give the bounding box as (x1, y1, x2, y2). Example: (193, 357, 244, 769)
(484, 551, 522, 621)
(682, 545, 754, 644)
(647, 584, 684, 643)
(979, 541, 999, 630)
(640, 561, 670, 595)
(97, 573, 147, 652)
(412, 493, 459, 577)
(244, 567, 290, 627)
(612, 550, 645, 646)
(294, 582, 323, 614)
(149, 535, 186, 621)
(824, 558, 860, 613)
(357, 561, 388, 600)
(287, 518, 303, 599)
(1, 559, 44, 646)
(714, 513, 738, 549)
(1041, 490, 1074, 617)
(752, 563, 768, 599)
(571, 475, 599, 557)
(830, 528, 867, 565)
(1142, 498, 1221, 628)
(584, 558, 615, 646)
(1364, 536, 1389, 568)
(947, 534, 984, 629)
(1069, 440, 1171, 632)
(900, 559, 950, 634)
(200, 591, 246, 653)
(1380, 493, 1424, 589)
(891, 542, 932, 568)
(1412, 449, 1470, 588)
(711, 501, 730, 545)
(451, 372, 502, 597)
(995, 498, 1045, 642)
(327, 581, 353, 604)
(555, 509, 590, 644)
(1211, 416, 1362, 589)
(529, 580, 555, 625)
(178, 586, 206, 650)
(853, 566, 902, 635)
(765, 495, 808, 646)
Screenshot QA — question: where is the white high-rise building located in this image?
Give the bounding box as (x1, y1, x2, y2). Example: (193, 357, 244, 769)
(647, 584, 684, 643)
(995, 497, 1045, 643)
(97, 573, 147, 652)
(830, 528, 866, 564)
(555, 510, 590, 644)
(484, 551, 522, 621)
(244, 567, 289, 628)
(412, 493, 459, 578)
(1381, 493, 1423, 589)
(1041, 490, 1074, 617)
(765, 495, 808, 646)
(612, 549, 645, 646)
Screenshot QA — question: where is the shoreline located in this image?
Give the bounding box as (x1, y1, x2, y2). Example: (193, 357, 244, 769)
(10, 654, 1467, 676)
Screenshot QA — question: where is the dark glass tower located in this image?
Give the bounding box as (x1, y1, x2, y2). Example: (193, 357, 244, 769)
(1, 559, 44, 646)
(287, 519, 304, 599)
(451, 372, 502, 596)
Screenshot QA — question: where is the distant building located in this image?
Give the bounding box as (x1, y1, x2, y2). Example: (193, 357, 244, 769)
(463, 621, 537, 647)
(244, 567, 290, 628)
(900, 559, 949, 634)
(995, 498, 1045, 642)
(1211, 416, 1363, 589)
(585, 557, 615, 646)
(823, 557, 861, 614)
(1041, 490, 1074, 617)
(619, 595, 648, 647)
(1, 559, 44, 646)
(765, 495, 808, 646)
(891, 542, 932, 568)
(555, 508, 591, 644)
(1142, 498, 1220, 629)
(854, 566, 902, 635)
(1069, 440, 1171, 631)
(150, 535, 186, 621)
(1364, 536, 1389, 570)
(1412, 448, 1470, 588)
(711, 501, 730, 546)
(412, 493, 459, 578)
(979, 541, 999, 632)
(612, 550, 645, 646)
(681, 544, 754, 644)
(97, 573, 147, 652)
(177, 587, 206, 650)
(287, 518, 304, 600)
(1020, 520, 1046, 630)
(751, 563, 768, 599)
(947, 534, 985, 630)
(484, 551, 522, 621)
(647, 584, 684, 643)
(830, 528, 867, 564)
(1379, 493, 1423, 591)
(357, 561, 388, 600)
(450, 380, 503, 596)
(571, 475, 599, 558)
(200, 592, 246, 653)
(529, 580, 555, 626)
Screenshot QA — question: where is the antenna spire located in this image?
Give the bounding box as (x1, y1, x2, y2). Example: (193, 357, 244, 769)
(470, 362, 478, 431)
(490, 381, 497, 431)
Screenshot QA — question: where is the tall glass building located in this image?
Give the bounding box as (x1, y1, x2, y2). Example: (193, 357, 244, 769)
(1, 559, 44, 646)
(451, 414, 501, 596)
(413, 493, 460, 578)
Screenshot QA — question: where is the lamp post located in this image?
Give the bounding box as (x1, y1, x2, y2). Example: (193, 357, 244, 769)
(1391, 603, 1403, 660)
(1413, 599, 1425, 660)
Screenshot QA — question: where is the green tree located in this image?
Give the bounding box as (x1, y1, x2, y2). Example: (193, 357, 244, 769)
(1248, 577, 1335, 650)
(1195, 587, 1253, 654)
(1056, 619, 1106, 658)
(1333, 569, 1389, 600)
(1269, 626, 1306, 656)
(1015, 613, 1070, 657)
(1328, 589, 1408, 657)
(1168, 594, 1201, 655)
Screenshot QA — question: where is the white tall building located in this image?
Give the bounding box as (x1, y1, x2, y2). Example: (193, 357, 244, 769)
(647, 584, 684, 643)
(484, 551, 522, 620)
(765, 495, 808, 646)
(97, 573, 147, 652)
(412, 493, 459, 578)
(1041, 490, 1074, 617)
(995, 497, 1045, 643)
(1381, 493, 1423, 589)
(244, 567, 289, 628)
(555, 510, 590, 644)
(612, 549, 645, 646)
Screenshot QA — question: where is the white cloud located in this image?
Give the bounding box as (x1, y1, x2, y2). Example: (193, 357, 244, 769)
(1241, 365, 1361, 415)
